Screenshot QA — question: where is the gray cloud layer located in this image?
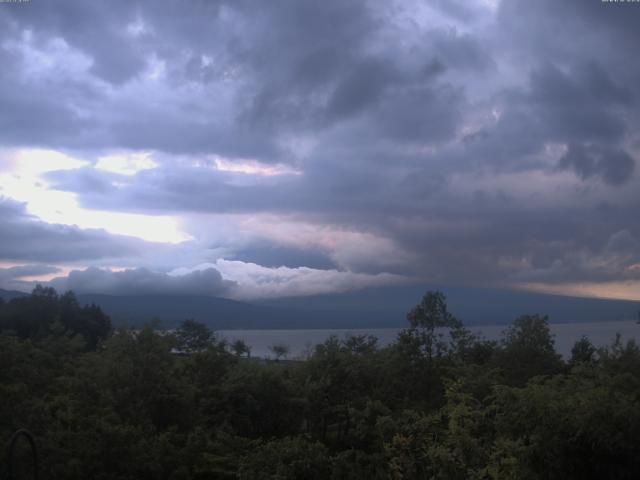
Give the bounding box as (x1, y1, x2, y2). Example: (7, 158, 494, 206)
(49, 266, 235, 297)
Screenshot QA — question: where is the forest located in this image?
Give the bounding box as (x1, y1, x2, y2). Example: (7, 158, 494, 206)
(1, 287, 640, 479)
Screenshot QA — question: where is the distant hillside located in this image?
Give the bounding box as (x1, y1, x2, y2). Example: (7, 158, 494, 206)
(259, 284, 640, 327)
(76, 293, 340, 329)
(81, 286, 640, 329)
(4, 286, 639, 329)
(0, 289, 28, 301)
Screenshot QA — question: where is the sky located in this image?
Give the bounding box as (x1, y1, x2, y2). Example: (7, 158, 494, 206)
(1, 0, 639, 301)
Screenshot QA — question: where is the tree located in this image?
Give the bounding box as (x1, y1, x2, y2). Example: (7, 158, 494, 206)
(402, 291, 462, 361)
(269, 343, 290, 361)
(238, 437, 330, 479)
(495, 314, 563, 386)
(342, 334, 378, 355)
(569, 335, 597, 367)
(231, 339, 251, 358)
(0, 287, 111, 349)
(214, 362, 302, 437)
(174, 319, 215, 353)
(62, 292, 112, 349)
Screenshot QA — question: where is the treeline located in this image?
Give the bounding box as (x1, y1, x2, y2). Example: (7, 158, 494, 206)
(0, 286, 111, 349)
(1, 288, 640, 479)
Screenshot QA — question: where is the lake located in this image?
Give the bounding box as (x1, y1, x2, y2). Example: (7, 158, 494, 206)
(219, 320, 640, 359)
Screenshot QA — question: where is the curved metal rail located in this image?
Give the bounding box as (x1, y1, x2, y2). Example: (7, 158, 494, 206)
(6, 429, 39, 480)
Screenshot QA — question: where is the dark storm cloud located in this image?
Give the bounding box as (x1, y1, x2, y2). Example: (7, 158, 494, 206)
(325, 59, 395, 120)
(558, 144, 635, 185)
(49, 266, 235, 297)
(527, 63, 630, 144)
(373, 84, 462, 142)
(1, 0, 148, 84)
(45, 160, 435, 219)
(392, 208, 640, 285)
(0, 197, 141, 263)
(499, 0, 640, 61)
(0, 0, 263, 156)
(44, 160, 639, 290)
(0, 0, 486, 158)
(0, 43, 89, 149)
(43, 155, 640, 287)
(458, 61, 635, 174)
(1, 0, 640, 293)
(511, 228, 640, 285)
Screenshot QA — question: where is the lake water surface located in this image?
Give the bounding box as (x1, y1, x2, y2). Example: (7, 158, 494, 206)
(219, 321, 640, 359)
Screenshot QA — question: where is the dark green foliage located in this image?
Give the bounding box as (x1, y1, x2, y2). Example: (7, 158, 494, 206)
(0, 285, 111, 349)
(403, 290, 462, 360)
(493, 314, 564, 386)
(173, 319, 216, 353)
(1, 289, 639, 479)
(237, 437, 331, 480)
(212, 362, 303, 438)
(569, 335, 597, 366)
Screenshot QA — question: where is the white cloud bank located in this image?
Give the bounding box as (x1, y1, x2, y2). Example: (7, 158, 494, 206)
(35, 261, 410, 301)
(172, 260, 410, 300)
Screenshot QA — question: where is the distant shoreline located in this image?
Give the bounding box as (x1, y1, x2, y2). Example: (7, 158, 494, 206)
(214, 320, 639, 360)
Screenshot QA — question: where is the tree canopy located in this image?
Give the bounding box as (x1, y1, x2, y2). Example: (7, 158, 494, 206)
(0, 285, 111, 349)
(1, 289, 639, 479)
